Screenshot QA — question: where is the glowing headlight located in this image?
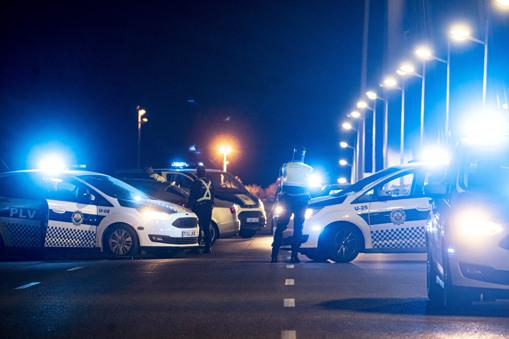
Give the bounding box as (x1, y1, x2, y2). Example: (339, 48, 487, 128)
(311, 224, 324, 232)
(141, 209, 172, 221)
(305, 208, 314, 220)
(274, 204, 284, 216)
(453, 209, 503, 238)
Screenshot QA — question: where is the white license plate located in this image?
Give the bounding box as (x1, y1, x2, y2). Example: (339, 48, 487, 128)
(246, 217, 259, 223)
(182, 230, 197, 237)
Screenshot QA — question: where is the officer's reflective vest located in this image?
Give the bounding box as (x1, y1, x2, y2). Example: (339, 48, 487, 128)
(197, 179, 212, 202)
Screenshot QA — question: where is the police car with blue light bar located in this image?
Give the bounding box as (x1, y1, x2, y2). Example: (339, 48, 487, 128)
(298, 163, 431, 262)
(0, 170, 200, 257)
(426, 116, 509, 308)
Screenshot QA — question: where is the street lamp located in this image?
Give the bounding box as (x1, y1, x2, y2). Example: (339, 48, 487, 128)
(341, 121, 353, 130)
(414, 44, 449, 144)
(449, 23, 488, 108)
(341, 120, 359, 182)
(337, 177, 348, 185)
(356, 100, 368, 109)
(218, 144, 232, 172)
(365, 89, 386, 172)
(382, 74, 408, 165)
(339, 141, 351, 149)
(339, 159, 349, 166)
(495, 0, 509, 10)
(137, 106, 147, 168)
(349, 110, 362, 119)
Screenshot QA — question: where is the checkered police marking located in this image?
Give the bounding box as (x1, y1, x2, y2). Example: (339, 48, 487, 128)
(371, 226, 425, 249)
(5, 222, 43, 248)
(44, 226, 96, 248)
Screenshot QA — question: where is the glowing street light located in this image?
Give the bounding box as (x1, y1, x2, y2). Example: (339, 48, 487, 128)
(339, 141, 349, 149)
(448, 22, 488, 108)
(342, 121, 353, 131)
(382, 76, 398, 88)
(337, 177, 348, 184)
(397, 62, 417, 76)
(495, 0, 509, 10)
(415, 45, 433, 60)
(137, 106, 148, 168)
(366, 90, 385, 172)
(350, 110, 362, 119)
(356, 100, 368, 109)
(366, 90, 377, 100)
(339, 159, 349, 166)
(218, 144, 232, 172)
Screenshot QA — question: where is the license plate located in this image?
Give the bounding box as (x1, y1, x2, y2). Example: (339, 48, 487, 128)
(247, 217, 259, 223)
(182, 230, 197, 237)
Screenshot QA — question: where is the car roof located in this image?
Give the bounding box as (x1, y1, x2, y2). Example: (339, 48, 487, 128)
(0, 169, 109, 177)
(156, 168, 224, 173)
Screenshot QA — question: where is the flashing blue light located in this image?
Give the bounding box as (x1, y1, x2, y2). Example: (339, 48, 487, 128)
(171, 161, 189, 168)
(37, 154, 68, 174)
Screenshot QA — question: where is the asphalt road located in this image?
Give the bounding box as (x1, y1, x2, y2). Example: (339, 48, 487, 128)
(1, 236, 509, 339)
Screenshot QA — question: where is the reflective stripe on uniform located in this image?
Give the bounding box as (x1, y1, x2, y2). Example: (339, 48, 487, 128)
(196, 179, 212, 202)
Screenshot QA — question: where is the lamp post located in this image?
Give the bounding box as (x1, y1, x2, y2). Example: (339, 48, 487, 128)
(449, 23, 488, 109)
(414, 45, 448, 144)
(339, 141, 355, 182)
(137, 106, 147, 168)
(366, 90, 385, 172)
(342, 120, 359, 182)
(219, 145, 232, 172)
(381, 75, 407, 164)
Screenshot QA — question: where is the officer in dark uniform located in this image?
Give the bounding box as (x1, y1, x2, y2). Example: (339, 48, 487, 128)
(271, 149, 313, 263)
(188, 164, 215, 253)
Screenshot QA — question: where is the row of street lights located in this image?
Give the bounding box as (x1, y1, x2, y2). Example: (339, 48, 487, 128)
(340, 0, 509, 183)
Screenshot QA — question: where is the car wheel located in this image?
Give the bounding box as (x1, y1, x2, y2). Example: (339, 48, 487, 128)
(326, 225, 362, 263)
(427, 250, 445, 308)
(239, 230, 256, 238)
(104, 224, 139, 258)
(210, 223, 220, 245)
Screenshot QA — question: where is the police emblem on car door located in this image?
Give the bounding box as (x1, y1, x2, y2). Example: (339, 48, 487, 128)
(43, 177, 103, 248)
(366, 171, 429, 250)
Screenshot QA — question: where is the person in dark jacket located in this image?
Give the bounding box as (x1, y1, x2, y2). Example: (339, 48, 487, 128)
(188, 164, 215, 253)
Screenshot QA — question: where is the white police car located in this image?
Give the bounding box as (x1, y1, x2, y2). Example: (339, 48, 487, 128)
(426, 145, 509, 307)
(0, 170, 199, 257)
(300, 164, 430, 262)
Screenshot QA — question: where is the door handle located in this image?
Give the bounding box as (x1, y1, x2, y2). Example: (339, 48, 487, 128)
(416, 205, 431, 211)
(51, 208, 66, 214)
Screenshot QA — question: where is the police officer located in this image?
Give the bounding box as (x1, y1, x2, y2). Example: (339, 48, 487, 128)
(271, 149, 312, 263)
(188, 164, 215, 253)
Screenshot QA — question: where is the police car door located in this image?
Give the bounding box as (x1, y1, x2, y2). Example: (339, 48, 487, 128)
(366, 170, 429, 250)
(43, 176, 100, 248)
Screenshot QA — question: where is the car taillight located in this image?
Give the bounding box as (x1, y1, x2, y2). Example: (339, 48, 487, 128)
(230, 206, 236, 215)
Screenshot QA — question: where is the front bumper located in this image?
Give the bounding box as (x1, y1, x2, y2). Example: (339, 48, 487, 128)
(139, 213, 199, 247)
(148, 234, 199, 246)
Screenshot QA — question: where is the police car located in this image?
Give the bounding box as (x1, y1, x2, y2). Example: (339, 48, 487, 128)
(425, 144, 509, 307)
(299, 163, 430, 262)
(0, 170, 200, 257)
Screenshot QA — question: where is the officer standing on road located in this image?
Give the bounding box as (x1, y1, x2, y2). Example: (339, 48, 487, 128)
(188, 164, 215, 253)
(271, 148, 312, 263)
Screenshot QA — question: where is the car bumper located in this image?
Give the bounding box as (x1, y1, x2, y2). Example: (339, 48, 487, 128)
(238, 209, 267, 231)
(139, 213, 200, 247)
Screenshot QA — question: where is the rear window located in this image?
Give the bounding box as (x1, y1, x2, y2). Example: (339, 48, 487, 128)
(0, 173, 46, 200)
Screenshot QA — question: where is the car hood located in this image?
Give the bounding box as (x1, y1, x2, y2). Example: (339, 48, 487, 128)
(308, 194, 348, 209)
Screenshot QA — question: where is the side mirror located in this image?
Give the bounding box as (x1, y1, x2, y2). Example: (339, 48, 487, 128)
(78, 190, 96, 204)
(423, 182, 448, 198)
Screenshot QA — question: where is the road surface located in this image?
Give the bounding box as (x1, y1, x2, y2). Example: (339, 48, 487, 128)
(1, 236, 508, 338)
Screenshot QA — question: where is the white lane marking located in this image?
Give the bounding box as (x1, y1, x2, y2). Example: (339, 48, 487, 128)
(286, 264, 294, 269)
(15, 282, 40, 290)
(66, 266, 84, 272)
(285, 279, 295, 286)
(284, 298, 295, 307)
(281, 330, 297, 339)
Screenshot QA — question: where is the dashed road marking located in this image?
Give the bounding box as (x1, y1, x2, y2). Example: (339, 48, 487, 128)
(67, 266, 84, 272)
(286, 264, 294, 269)
(281, 330, 297, 339)
(285, 279, 295, 286)
(284, 298, 295, 307)
(15, 282, 40, 290)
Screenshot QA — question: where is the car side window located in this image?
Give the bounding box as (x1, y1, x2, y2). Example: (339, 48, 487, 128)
(168, 174, 194, 191)
(0, 173, 45, 200)
(45, 177, 99, 204)
(374, 172, 415, 200)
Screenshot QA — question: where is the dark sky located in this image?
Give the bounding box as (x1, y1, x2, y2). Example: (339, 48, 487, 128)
(1, 0, 507, 185)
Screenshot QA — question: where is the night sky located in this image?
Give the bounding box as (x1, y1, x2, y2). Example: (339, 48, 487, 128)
(1, 1, 508, 185)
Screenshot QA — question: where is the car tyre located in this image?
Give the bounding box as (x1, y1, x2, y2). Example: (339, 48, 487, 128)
(104, 224, 139, 258)
(427, 250, 445, 308)
(325, 224, 362, 263)
(239, 230, 256, 238)
(210, 222, 220, 245)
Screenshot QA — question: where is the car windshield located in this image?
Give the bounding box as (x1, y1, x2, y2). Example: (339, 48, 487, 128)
(459, 157, 509, 195)
(206, 172, 244, 191)
(79, 175, 150, 200)
(333, 167, 401, 196)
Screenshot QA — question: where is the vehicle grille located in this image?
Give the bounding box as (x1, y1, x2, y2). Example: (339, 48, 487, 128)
(149, 234, 198, 245)
(172, 217, 198, 229)
(460, 262, 509, 285)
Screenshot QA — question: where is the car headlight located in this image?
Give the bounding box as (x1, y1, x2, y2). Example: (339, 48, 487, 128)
(141, 209, 172, 221)
(274, 204, 284, 217)
(453, 209, 503, 238)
